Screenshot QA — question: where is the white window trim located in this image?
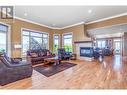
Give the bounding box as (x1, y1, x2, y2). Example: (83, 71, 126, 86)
(62, 32, 73, 52)
(97, 40, 106, 48)
(21, 28, 49, 57)
(0, 22, 11, 57)
(53, 34, 60, 49)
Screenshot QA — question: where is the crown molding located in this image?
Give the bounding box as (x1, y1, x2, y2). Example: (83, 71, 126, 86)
(2, 8, 127, 30)
(0, 9, 62, 29)
(85, 12, 127, 25)
(60, 21, 85, 29)
(15, 12, 127, 30)
(14, 16, 62, 29)
(15, 16, 85, 30)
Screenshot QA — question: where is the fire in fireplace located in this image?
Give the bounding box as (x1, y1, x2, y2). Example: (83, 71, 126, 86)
(80, 47, 93, 57)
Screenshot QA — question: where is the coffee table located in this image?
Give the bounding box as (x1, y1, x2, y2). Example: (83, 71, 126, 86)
(44, 56, 61, 65)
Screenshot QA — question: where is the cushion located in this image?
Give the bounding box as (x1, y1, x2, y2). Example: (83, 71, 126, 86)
(40, 52, 45, 57)
(31, 53, 38, 58)
(43, 51, 47, 56)
(47, 51, 51, 56)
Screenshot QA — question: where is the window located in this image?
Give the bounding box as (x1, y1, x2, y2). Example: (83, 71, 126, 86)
(0, 24, 8, 52)
(113, 39, 121, 54)
(42, 34, 48, 49)
(63, 33, 73, 52)
(22, 29, 49, 56)
(22, 31, 30, 56)
(53, 34, 60, 53)
(97, 40, 106, 48)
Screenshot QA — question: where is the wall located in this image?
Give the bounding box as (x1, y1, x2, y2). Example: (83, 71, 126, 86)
(1, 15, 127, 57)
(60, 24, 91, 53)
(86, 15, 127, 30)
(0, 18, 60, 58)
(123, 32, 127, 57)
(60, 15, 127, 53)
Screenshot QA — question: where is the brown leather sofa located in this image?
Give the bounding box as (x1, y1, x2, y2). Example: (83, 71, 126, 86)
(27, 49, 55, 65)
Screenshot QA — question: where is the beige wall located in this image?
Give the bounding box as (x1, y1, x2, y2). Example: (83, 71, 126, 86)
(60, 15, 127, 53)
(86, 15, 127, 30)
(60, 24, 91, 53)
(1, 15, 127, 57)
(0, 19, 60, 58)
(123, 32, 127, 57)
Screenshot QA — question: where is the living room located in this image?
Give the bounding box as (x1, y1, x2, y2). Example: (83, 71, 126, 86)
(0, 5, 127, 90)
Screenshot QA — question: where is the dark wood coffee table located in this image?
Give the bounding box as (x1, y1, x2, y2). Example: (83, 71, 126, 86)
(44, 56, 61, 65)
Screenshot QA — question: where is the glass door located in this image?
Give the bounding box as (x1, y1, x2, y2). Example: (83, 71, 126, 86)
(113, 39, 121, 54)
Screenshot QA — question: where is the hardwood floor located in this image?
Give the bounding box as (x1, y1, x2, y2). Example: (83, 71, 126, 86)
(1, 55, 127, 89)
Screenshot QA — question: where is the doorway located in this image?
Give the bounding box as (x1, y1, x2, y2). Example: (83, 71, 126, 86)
(113, 39, 122, 55)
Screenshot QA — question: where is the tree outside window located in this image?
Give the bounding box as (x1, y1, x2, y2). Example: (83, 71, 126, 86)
(53, 34, 59, 54)
(22, 30, 49, 56)
(63, 33, 72, 52)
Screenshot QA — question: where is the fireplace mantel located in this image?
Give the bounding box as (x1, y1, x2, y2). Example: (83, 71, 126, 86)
(74, 41, 93, 44)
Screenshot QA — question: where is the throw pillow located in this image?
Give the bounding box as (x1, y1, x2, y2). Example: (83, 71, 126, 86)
(31, 53, 38, 58)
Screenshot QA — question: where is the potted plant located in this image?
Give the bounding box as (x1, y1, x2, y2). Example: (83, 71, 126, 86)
(0, 49, 5, 55)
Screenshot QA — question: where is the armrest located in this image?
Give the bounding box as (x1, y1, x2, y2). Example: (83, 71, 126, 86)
(11, 58, 22, 63)
(26, 56, 32, 62)
(4, 60, 31, 68)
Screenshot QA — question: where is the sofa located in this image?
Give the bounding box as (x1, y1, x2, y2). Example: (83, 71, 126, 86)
(58, 48, 72, 60)
(103, 48, 114, 56)
(0, 53, 33, 86)
(27, 49, 55, 65)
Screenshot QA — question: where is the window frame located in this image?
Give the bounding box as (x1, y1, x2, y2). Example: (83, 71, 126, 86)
(97, 40, 106, 49)
(53, 34, 60, 53)
(21, 28, 49, 57)
(62, 32, 73, 52)
(0, 22, 11, 57)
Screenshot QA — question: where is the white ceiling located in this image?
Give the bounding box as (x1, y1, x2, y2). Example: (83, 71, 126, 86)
(14, 6, 127, 29)
(87, 24, 127, 38)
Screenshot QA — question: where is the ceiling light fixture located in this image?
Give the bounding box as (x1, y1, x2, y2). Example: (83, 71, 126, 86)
(52, 24, 56, 26)
(24, 13, 27, 16)
(88, 9, 92, 13)
(120, 28, 123, 31)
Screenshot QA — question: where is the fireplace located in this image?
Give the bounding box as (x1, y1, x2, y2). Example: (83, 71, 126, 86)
(80, 47, 93, 57)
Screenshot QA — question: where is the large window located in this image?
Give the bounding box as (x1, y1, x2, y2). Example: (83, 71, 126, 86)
(113, 39, 121, 54)
(22, 29, 49, 56)
(53, 34, 60, 53)
(63, 33, 73, 52)
(0, 24, 8, 52)
(97, 40, 106, 48)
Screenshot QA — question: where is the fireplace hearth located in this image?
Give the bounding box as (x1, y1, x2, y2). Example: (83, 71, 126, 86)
(80, 47, 93, 57)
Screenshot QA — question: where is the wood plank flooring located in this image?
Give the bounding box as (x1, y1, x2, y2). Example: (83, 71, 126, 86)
(1, 55, 127, 89)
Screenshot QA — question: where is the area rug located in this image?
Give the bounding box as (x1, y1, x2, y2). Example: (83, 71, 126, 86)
(34, 62, 77, 77)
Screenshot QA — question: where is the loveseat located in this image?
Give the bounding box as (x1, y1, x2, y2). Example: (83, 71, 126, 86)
(27, 49, 55, 65)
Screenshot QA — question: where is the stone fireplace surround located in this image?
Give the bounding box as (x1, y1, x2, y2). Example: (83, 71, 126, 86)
(75, 41, 94, 61)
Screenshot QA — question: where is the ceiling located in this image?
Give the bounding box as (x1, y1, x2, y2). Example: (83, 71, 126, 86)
(87, 24, 127, 38)
(14, 6, 127, 29)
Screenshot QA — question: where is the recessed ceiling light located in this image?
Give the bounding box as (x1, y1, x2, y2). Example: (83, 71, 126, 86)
(52, 24, 56, 26)
(88, 9, 92, 13)
(120, 28, 123, 31)
(24, 13, 27, 16)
